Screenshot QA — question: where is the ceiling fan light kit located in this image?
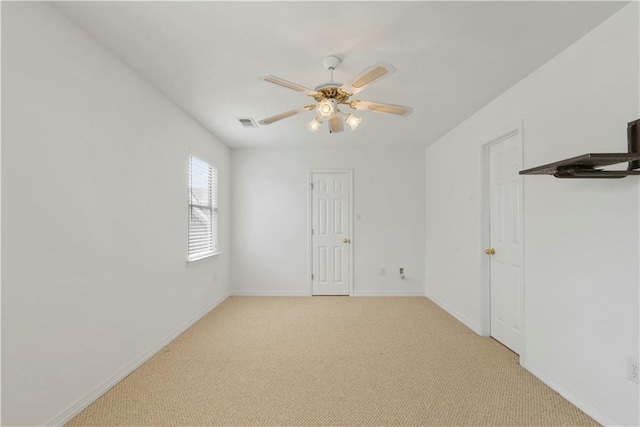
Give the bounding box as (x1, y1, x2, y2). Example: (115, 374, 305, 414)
(257, 56, 413, 134)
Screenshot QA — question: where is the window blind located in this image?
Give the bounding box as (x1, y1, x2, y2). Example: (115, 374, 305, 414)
(188, 155, 217, 260)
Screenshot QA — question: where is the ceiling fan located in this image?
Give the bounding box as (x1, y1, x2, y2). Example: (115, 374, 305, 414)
(257, 56, 413, 134)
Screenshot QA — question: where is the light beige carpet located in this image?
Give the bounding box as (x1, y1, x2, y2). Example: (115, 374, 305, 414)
(67, 297, 597, 426)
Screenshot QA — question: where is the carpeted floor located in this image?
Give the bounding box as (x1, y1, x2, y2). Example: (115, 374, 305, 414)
(67, 297, 597, 426)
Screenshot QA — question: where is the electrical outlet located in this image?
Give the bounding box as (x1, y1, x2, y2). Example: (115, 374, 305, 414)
(628, 357, 639, 384)
(380, 267, 386, 276)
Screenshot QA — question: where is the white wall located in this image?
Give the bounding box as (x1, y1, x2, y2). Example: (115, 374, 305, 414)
(231, 148, 425, 296)
(425, 4, 639, 426)
(2, 3, 230, 425)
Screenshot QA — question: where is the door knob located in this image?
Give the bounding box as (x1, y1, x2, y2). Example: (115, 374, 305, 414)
(485, 248, 495, 255)
(343, 238, 351, 244)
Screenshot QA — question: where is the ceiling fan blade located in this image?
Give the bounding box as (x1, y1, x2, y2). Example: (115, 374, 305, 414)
(328, 115, 344, 133)
(257, 74, 319, 96)
(340, 61, 396, 95)
(349, 100, 413, 117)
(258, 105, 315, 125)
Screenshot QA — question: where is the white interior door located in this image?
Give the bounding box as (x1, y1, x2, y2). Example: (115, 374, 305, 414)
(311, 172, 351, 296)
(489, 133, 523, 354)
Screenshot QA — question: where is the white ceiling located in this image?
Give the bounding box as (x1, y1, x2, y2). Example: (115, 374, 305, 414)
(55, 1, 627, 149)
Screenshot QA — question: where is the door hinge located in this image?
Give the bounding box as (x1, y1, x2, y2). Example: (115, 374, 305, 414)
(310, 182, 314, 190)
(312, 228, 314, 235)
(311, 274, 314, 280)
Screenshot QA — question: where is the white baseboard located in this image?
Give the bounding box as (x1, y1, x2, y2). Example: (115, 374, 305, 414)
(351, 291, 426, 297)
(231, 290, 426, 297)
(425, 291, 483, 335)
(231, 290, 310, 296)
(521, 360, 622, 427)
(46, 291, 230, 426)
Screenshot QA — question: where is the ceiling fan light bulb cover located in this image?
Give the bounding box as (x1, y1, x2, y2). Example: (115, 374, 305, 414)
(318, 99, 335, 117)
(306, 118, 322, 133)
(345, 113, 363, 131)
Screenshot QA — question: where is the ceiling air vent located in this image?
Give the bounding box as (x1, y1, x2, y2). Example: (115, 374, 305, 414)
(237, 117, 258, 129)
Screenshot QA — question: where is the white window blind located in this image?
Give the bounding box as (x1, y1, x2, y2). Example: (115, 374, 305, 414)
(188, 155, 217, 261)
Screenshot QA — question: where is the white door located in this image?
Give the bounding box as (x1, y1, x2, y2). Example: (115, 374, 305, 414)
(489, 133, 523, 354)
(311, 172, 351, 295)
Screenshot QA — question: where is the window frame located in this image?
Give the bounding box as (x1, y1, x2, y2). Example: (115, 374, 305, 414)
(187, 153, 220, 264)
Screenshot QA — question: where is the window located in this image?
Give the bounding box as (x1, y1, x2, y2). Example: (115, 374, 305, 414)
(188, 154, 218, 261)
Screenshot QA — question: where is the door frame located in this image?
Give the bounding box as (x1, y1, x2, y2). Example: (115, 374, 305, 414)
(480, 121, 525, 362)
(308, 169, 354, 296)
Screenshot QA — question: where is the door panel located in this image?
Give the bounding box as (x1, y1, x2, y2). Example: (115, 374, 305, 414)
(312, 172, 351, 295)
(489, 134, 523, 354)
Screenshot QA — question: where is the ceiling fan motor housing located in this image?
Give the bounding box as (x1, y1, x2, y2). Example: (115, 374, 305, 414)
(312, 85, 351, 103)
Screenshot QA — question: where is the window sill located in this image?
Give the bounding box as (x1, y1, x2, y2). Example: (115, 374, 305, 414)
(187, 252, 222, 266)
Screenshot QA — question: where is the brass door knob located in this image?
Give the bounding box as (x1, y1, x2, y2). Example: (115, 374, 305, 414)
(343, 238, 351, 244)
(485, 248, 495, 255)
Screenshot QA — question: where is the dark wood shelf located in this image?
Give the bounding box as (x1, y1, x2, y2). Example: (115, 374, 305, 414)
(520, 153, 640, 175)
(519, 119, 640, 179)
